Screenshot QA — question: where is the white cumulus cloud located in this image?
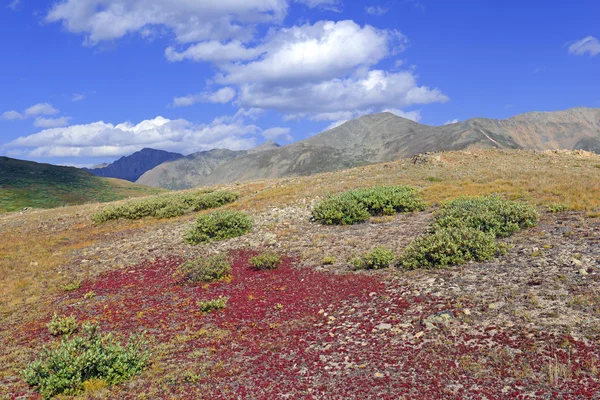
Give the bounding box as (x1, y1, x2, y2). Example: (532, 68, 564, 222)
(568, 36, 600, 56)
(34, 116, 72, 128)
(1, 103, 62, 122)
(365, 6, 388, 16)
(444, 119, 459, 125)
(173, 87, 237, 107)
(3, 113, 262, 158)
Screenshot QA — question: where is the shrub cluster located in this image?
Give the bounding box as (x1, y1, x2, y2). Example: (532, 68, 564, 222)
(184, 210, 253, 244)
(351, 246, 395, 270)
(399, 195, 539, 269)
(249, 252, 282, 270)
(47, 313, 78, 336)
(197, 297, 228, 313)
(432, 195, 539, 238)
(312, 185, 426, 225)
(91, 190, 238, 223)
(175, 254, 232, 283)
(21, 323, 150, 399)
(400, 227, 497, 270)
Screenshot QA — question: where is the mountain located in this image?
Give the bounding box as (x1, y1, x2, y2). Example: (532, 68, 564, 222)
(194, 107, 600, 186)
(136, 140, 281, 190)
(0, 156, 165, 213)
(84, 148, 184, 182)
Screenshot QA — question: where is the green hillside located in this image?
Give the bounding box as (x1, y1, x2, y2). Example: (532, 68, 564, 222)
(0, 156, 166, 213)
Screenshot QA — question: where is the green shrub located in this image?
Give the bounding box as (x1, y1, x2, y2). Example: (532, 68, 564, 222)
(91, 190, 238, 223)
(176, 254, 231, 283)
(312, 185, 425, 225)
(47, 313, 78, 337)
(322, 255, 337, 265)
(197, 297, 228, 313)
(21, 323, 150, 399)
(432, 195, 539, 238)
(349, 185, 426, 216)
(547, 203, 570, 213)
(399, 227, 498, 270)
(311, 194, 370, 225)
(249, 252, 282, 270)
(351, 246, 395, 270)
(61, 281, 81, 292)
(184, 210, 253, 244)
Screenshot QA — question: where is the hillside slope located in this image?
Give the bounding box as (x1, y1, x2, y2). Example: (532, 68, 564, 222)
(0, 156, 165, 213)
(198, 107, 600, 186)
(136, 140, 281, 190)
(84, 148, 183, 182)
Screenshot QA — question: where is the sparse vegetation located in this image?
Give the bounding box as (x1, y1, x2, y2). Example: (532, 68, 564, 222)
(249, 252, 282, 270)
(351, 246, 395, 270)
(322, 255, 337, 265)
(312, 185, 425, 225)
(547, 203, 570, 213)
(47, 313, 79, 336)
(176, 254, 232, 283)
(432, 195, 539, 238)
(197, 297, 228, 313)
(21, 323, 150, 399)
(184, 210, 253, 244)
(399, 227, 498, 270)
(91, 190, 238, 223)
(61, 281, 81, 292)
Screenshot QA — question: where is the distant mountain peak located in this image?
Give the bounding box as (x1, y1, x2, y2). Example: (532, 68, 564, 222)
(248, 140, 281, 154)
(84, 148, 184, 182)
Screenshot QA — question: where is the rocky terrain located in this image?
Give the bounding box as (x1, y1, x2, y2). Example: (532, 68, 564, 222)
(84, 148, 184, 182)
(1, 149, 600, 399)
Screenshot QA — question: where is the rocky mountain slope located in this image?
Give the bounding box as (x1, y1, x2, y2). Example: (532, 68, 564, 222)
(136, 140, 281, 190)
(84, 148, 183, 182)
(196, 107, 600, 186)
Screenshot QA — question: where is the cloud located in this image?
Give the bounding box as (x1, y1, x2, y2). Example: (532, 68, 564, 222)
(1, 103, 61, 122)
(238, 69, 447, 120)
(365, 6, 388, 16)
(173, 87, 236, 107)
(25, 103, 59, 116)
(45, 0, 293, 45)
(72, 93, 86, 102)
(215, 20, 404, 85)
(7, 0, 20, 10)
(262, 127, 292, 141)
(33, 116, 72, 128)
(3, 113, 261, 158)
(444, 119, 459, 125)
(166, 40, 263, 63)
(1, 110, 23, 120)
(568, 36, 600, 57)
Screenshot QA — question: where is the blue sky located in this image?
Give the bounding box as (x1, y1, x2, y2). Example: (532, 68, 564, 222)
(0, 0, 598, 167)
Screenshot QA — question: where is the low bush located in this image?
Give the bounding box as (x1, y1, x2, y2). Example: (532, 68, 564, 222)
(61, 281, 81, 292)
(249, 252, 282, 270)
(311, 194, 370, 225)
(349, 185, 426, 216)
(184, 210, 253, 244)
(21, 323, 150, 399)
(47, 313, 78, 336)
(322, 255, 337, 265)
(399, 227, 498, 270)
(312, 185, 425, 225)
(547, 203, 570, 213)
(91, 190, 238, 223)
(432, 195, 539, 238)
(175, 254, 232, 283)
(351, 246, 395, 270)
(197, 297, 228, 313)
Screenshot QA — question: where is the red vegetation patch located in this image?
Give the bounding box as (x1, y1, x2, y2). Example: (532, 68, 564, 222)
(9, 250, 600, 399)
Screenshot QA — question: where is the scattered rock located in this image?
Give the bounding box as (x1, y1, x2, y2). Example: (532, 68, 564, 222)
(423, 310, 455, 329)
(375, 323, 392, 330)
(488, 302, 506, 310)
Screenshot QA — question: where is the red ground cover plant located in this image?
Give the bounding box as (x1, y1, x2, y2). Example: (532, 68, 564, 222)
(7, 250, 600, 399)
